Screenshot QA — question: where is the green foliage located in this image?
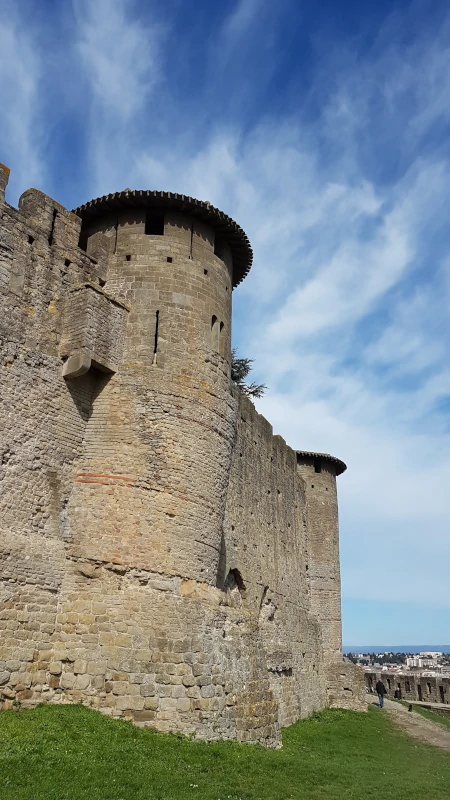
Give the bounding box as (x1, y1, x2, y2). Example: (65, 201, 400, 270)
(231, 349, 266, 399)
(344, 651, 408, 666)
(1, 704, 450, 799)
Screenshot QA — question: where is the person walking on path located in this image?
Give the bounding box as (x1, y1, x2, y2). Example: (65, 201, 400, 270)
(376, 679, 387, 708)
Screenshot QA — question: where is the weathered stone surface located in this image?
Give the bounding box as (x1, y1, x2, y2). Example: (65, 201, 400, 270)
(133, 710, 157, 722)
(0, 174, 364, 747)
(140, 683, 156, 697)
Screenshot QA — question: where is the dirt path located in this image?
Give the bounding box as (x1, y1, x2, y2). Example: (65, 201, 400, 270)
(368, 697, 450, 753)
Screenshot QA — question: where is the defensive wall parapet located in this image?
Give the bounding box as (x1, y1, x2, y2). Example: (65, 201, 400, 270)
(365, 671, 450, 705)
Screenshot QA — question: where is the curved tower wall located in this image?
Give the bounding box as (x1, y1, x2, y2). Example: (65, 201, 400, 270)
(68, 208, 236, 584)
(296, 454, 366, 710)
(296, 455, 342, 666)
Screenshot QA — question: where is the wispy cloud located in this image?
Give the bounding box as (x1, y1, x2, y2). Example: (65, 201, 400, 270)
(73, 0, 163, 120)
(1, 0, 450, 633)
(0, 1, 44, 197)
(222, 0, 266, 38)
(72, 0, 165, 196)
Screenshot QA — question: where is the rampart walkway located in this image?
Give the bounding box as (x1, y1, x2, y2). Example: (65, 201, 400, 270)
(369, 697, 450, 753)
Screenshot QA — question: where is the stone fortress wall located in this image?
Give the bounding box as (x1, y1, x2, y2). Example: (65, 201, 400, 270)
(366, 671, 450, 706)
(0, 163, 365, 746)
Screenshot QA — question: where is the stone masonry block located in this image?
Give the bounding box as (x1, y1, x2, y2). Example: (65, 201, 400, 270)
(140, 683, 156, 697)
(116, 696, 145, 711)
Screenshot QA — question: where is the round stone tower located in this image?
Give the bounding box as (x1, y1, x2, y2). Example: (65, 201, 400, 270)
(296, 451, 347, 667)
(68, 191, 252, 584)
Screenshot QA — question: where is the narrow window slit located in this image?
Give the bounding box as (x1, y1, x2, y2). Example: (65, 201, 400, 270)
(28, 234, 34, 245)
(114, 216, 119, 253)
(153, 310, 160, 364)
(48, 209, 57, 246)
(189, 222, 194, 259)
(211, 315, 219, 351)
(167, 256, 173, 263)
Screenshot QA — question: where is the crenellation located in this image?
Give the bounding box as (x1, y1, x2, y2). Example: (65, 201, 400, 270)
(0, 178, 364, 744)
(18, 189, 82, 251)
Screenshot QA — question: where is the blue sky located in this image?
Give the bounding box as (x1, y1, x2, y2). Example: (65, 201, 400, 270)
(1, 0, 450, 645)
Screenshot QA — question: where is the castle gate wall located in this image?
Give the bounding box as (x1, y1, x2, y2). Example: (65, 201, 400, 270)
(0, 169, 365, 743)
(0, 179, 279, 744)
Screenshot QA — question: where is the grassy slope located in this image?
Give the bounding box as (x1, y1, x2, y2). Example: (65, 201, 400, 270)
(408, 703, 450, 732)
(1, 705, 450, 800)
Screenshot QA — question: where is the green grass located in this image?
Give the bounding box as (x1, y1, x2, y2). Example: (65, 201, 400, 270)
(1, 704, 450, 800)
(407, 703, 450, 732)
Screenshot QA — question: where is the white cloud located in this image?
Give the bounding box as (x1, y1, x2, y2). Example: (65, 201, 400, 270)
(1, 0, 450, 622)
(107, 9, 450, 612)
(222, 0, 265, 38)
(72, 0, 165, 196)
(0, 1, 44, 197)
(73, 0, 163, 120)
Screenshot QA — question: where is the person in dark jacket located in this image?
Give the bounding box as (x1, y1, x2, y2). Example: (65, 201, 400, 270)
(376, 679, 387, 708)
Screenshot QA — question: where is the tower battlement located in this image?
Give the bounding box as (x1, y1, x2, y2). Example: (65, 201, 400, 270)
(74, 189, 252, 286)
(0, 165, 365, 745)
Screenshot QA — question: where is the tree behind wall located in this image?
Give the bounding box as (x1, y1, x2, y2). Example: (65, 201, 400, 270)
(231, 349, 266, 399)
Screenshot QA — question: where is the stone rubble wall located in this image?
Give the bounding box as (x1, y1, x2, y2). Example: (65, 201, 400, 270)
(326, 661, 367, 711)
(1, 561, 278, 744)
